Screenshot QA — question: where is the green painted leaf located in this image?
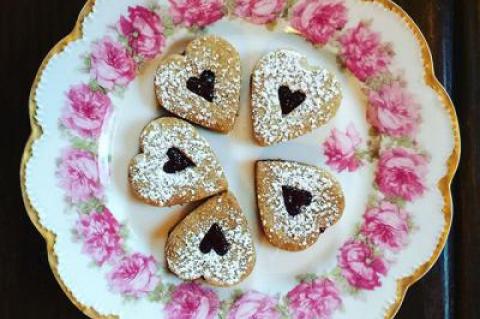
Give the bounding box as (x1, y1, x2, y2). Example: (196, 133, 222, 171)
(118, 35, 129, 46)
(367, 194, 378, 207)
(89, 80, 103, 93)
(82, 55, 92, 72)
(331, 267, 342, 278)
(76, 198, 104, 214)
(277, 298, 291, 319)
(283, 0, 297, 18)
(162, 15, 175, 37)
(296, 273, 318, 283)
(225, 0, 236, 15)
(120, 225, 130, 239)
(148, 283, 173, 303)
(69, 135, 97, 153)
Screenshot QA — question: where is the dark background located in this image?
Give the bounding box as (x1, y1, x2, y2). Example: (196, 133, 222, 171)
(1, 0, 478, 318)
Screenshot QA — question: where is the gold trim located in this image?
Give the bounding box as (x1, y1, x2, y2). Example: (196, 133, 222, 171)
(20, 1, 460, 318)
(363, 1, 461, 317)
(20, 0, 117, 318)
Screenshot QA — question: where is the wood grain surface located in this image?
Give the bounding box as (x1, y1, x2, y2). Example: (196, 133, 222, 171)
(1, 0, 478, 318)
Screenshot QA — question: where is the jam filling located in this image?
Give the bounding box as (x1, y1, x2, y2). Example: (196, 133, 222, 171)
(199, 223, 230, 256)
(187, 70, 216, 102)
(282, 185, 313, 216)
(278, 85, 306, 115)
(163, 147, 196, 174)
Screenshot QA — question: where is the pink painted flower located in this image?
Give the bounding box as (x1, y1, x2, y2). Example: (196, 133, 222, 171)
(228, 291, 280, 319)
(107, 253, 159, 298)
(367, 82, 420, 138)
(119, 6, 166, 59)
(323, 123, 363, 172)
(61, 84, 112, 139)
(376, 148, 428, 201)
(90, 36, 136, 90)
(361, 201, 409, 251)
(287, 278, 342, 319)
(57, 149, 103, 203)
(235, 0, 286, 25)
(165, 283, 220, 319)
(169, 0, 225, 28)
(338, 240, 387, 290)
(76, 208, 123, 265)
(339, 22, 393, 81)
(291, 0, 348, 45)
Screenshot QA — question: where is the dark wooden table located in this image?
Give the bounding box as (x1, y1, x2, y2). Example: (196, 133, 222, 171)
(1, 0, 478, 318)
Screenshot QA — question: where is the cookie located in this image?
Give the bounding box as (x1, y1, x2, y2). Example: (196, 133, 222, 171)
(166, 192, 256, 287)
(256, 160, 344, 251)
(155, 36, 241, 133)
(251, 49, 342, 145)
(129, 117, 228, 207)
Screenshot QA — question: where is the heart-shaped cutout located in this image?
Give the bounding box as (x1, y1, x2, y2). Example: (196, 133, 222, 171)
(256, 160, 344, 251)
(129, 117, 227, 207)
(163, 147, 196, 174)
(282, 185, 312, 216)
(278, 86, 306, 115)
(155, 36, 241, 133)
(199, 223, 230, 256)
(186, 70, 216, 102)
(166, 192, 256, 287)
(252, 49, 342, 145)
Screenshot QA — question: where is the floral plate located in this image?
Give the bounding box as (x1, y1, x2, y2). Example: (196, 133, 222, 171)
(22, 0, 460, 318)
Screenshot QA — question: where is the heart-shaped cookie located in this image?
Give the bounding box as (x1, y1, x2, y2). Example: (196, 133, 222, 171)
(155, 36, 241, 133)
(166, 192, 256, 287)
(256, 160, 344, 251)
(129, 117, 228, 207)
(251, 49, 342, 145)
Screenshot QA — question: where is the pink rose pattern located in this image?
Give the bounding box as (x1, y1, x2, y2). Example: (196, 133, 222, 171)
(61, 84, 112, 139)
(107, 253, 160, 298)
(376, 148, 428, 201)
(76, 208, 123, 265)
(287, 278, 342, 319)
(90, 36, 136, 90)
(235, 0, 286, 24)
(58, 6, 164, 300)
(339, 21, 393, 81)
(119, 6, 166, 59)
(291, 0, 348, 45)
(338, 240, 388, 290)
(367, 81, 420, 138)
(57, 148, 103, 203)
(361, 201, 409, 251)
(228, 291, 280, 319)
(169, 0, 225, 28)
(323, 123, 363, 172)
(165, 283, 220, 319)
(55, 2, 430, 313)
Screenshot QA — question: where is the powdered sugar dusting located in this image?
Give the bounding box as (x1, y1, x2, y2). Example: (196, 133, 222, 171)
(155, 36, 241, 132)
(252, 49, 342, 145)
(166, 193, 256, 286)
(257, 161, 344, 250)
(129, 118, 227, 207)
